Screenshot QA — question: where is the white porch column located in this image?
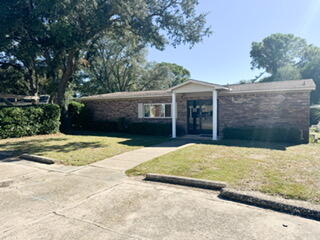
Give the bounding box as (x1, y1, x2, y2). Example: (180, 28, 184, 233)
(172, 92, 177, 138)
(212, 90, 218, 140)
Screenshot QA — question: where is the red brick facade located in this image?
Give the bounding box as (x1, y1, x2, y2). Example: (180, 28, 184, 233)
(83, 90, 311, 140)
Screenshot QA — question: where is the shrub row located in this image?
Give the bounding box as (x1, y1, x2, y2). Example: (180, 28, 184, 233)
(68, 101, 184, 136)
(0, 104, 60, 139)
(222, 127, 302, 143)
(310, 108, 320, 125)
(86, 120, 185, 137)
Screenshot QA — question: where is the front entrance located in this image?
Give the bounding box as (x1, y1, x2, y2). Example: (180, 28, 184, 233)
(187, 100, 213, 134)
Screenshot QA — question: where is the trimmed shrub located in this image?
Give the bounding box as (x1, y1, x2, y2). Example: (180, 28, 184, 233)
(0, 104, 60, 139)
(222, 127, 302, 143)
(67, 101, 91, 130)
(310, 108, 320, 125)
(86, 119, 185, 137)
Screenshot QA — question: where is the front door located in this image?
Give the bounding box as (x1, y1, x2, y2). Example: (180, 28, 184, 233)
(187, 100, 213, 134)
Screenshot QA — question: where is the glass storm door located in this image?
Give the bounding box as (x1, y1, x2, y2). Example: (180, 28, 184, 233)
(187, 100, 213, 134)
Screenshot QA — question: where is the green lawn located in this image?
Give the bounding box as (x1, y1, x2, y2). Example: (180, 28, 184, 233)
(127, 140, 320, 204)
(0, 132, 167, 166)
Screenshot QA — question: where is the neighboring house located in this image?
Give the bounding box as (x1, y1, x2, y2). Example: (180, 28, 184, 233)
(80, 79, 316, 142)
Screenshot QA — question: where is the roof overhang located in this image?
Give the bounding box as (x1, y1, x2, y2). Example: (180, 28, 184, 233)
(170, 79, 230, 93)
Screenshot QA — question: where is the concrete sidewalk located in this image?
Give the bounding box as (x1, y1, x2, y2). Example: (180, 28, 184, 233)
(91, 139, 193, 171)
(1, 159, 320, 240)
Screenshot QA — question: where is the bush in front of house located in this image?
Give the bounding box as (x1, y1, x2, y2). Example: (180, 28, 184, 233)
(310, 108, 320, 125)
(222, 127, 302, 143)
(68, 101, 91, 130)
(86, 119, 185, 137)
(0, 104, 60, 139)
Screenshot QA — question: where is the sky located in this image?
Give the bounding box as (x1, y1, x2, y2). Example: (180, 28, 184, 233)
(147, 0, 320, 85)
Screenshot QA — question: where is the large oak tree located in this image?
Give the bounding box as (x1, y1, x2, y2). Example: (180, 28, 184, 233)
(0, 0, 210, 109)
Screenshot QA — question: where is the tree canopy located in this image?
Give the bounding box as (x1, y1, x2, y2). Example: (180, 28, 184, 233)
(249, 33, 320, 104)
(0, 0, 210, 108)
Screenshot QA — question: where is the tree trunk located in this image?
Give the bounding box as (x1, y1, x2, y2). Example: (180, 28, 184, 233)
(56, 50, 78, 132)
(56, 51, 78, 110)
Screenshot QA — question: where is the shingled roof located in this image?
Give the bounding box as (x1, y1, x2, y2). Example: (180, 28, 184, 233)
(80, 79, 316, 101)
(227, 79, 316, 93)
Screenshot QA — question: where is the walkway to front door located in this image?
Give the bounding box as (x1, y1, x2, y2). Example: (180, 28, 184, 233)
(91, 140, 193, 171)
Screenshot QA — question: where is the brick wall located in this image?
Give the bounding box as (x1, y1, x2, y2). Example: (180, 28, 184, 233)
(218, 91, 311, 140)
(83, 90, 311, 140)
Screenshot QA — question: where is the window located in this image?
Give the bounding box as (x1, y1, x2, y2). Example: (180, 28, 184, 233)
(142, 103, 172, 118)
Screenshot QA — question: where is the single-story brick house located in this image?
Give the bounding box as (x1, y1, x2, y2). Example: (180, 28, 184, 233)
(80, 79, 316, 142)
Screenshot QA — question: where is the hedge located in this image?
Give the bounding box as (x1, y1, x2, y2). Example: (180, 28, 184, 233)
(222, 127, 302, 143)
(86, 119, 185, 137)
(68, 101, 91, 130)
(0, 104, 60, 139)
(310, 108, 320, 125)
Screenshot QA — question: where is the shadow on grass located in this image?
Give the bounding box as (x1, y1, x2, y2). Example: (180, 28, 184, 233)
(68, 130, 169, 147)
(193, 139, 299, 150)
(0, 131, 170, 162)
(0, 138, 107, 162)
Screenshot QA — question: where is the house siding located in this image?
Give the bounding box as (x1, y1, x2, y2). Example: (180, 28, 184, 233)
(83, 90, 311, 141)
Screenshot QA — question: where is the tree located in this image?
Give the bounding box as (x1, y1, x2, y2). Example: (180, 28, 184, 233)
(1, 0, 211, 109)
(301, 56, 320, 104)
(76, 32, 147, 96)
(249, 33, 320, 103)
(250, 33, 307, 75)
(0, 66, 27, 95)
(137, 62, 190, 90)
(153, 62, 190, 87)
(272, 65, 302, 82)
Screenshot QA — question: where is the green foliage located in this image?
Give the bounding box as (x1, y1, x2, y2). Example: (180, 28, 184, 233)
(75, 31, 191, 96)
(310, 108, 320, 125)
(249, 33, 320, 104)
(67, 101, 91, 130)
(301, 56, 320, 104)
(273, 65, 302, 81)
(137, 62, 190, 90)
(223, 127, 302, 143)
(0, 104, 60, 139)
(1, 0, 210, 106)
(84, 119, 185, 137)
(250, 33, 307, 75)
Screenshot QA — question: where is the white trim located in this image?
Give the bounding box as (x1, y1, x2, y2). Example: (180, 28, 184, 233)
(172, 92, 176, 138)
(138, 103, 144, 118)
(170, 79, 229, 92)
(212, 90, 218, 140)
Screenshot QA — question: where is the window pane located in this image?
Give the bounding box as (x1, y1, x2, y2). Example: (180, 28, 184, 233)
(143, 103, 171, 118)
(144, 105, 151, 117)
(165, 104, 171, 117)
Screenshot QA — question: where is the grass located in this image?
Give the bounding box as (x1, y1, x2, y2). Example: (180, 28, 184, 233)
(0, 131, 168, 166)
(127, 140, 320, 204)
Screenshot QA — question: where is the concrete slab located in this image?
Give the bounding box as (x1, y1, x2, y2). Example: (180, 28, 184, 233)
(14, 171, 118, 207)
(0, 188, 56, 232)
(0, 162, 35, 180)
(2, 214, 138, 240)
(71, 165, 126, 182)
(1, 154, 320, 240)
(60, 180, 320, 240)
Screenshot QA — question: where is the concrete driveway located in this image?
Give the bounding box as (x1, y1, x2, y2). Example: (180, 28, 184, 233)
(1, 157, 320, 240)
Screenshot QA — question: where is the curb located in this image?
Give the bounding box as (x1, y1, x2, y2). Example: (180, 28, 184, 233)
(20, 154, 55, 164)
(144, 173, 320, 221)
(145, 173, 227, 190)
(0, 179, 13, 188)
(219, 188, 320, 221)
